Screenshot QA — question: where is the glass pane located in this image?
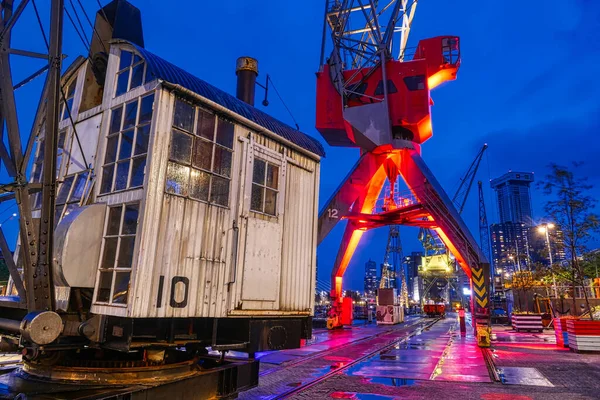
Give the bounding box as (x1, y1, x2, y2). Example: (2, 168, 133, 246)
(192, 138, 212, 170)
(33, 192, 42, 209)
(139, 94, 154, 124)
(101, 237, 118, 269)
(210, 176, 230, 206)
(264, 189, 277, 216)
(107, 206, 122, 235)
(216, 119, 234, 149)
(58, 130, 67, 150)
(250, 184, 263, 212)
(96, 271, 112, 303)
(110, 107, 123, 134)
(196, 108, 215, 139)
(54, 205, 64, 225)
(119, 50, 132, 70)
(253, 158, 266, 184)
(189, 169, 210, 201)
(130, 63, 144, 90)
(173, 99, 194, 132)
(117, 236, 135, 268)
(170, 130, 192, 164)
(63, 203, 78, 218)
(119, 129, 134, 160)
(105, 135, 118, 164)
(266, 163, 279, 189)
(134, 125, 150, 155)
(123, 100, 138, 129)
(100, 165, 114, 194)
(165, 162, 189, 196)
(133, 54, 142, 64)
(115, 161, 130, 191)
(56, 176, 74, 205)
(55, 154, 62, 178)
(70, 173, 88, 202)
(122, 203, 139, 235)
(63, 98, 74, 120)
(67, 80, 76, 97)
(213, 147, 232, 177)
(115, 71, 129, 97)
(130, 157, 146, 188)
(112, 272, 131, 304)
(36, 139, 45, 163)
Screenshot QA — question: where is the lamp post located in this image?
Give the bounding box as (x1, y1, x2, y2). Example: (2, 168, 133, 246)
(538, 223, 557, 298)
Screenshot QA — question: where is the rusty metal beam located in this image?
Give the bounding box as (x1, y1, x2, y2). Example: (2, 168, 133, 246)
(34, 0, 64, 311)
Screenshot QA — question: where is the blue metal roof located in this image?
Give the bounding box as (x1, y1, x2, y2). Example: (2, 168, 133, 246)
(127, 43, 325, 157)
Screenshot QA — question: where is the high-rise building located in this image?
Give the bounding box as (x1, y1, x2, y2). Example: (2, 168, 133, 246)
(490, 172, 535, 272)
(364, 259, 378, 298)
(403, 251, 422, 298)
(490, 171, 534, 225)
(490, 222, 531, 272)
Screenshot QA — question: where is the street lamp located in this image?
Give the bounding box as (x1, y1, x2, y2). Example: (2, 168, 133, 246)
(538, 223, 557, 298)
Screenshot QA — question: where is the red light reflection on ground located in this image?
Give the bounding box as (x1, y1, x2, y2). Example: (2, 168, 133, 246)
(325, 356, 354, 362)
(499, 343, 569, 351)
(481, 394, 532, 400)
(330, 392, 356, 399)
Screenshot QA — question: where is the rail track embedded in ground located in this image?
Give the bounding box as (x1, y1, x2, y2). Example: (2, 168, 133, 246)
(259, 317, 424, 378)
(270, 317, 442, 399)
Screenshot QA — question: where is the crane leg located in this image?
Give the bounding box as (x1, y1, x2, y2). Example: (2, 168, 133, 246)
(325, 156, 390, 329)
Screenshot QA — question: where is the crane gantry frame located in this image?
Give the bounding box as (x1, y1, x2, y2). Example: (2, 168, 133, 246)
(315, 0, 491, 331)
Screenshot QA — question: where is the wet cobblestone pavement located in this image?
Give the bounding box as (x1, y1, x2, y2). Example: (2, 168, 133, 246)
(244, 315, 600, 400)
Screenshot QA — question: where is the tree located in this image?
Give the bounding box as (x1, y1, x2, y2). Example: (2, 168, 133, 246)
(538, 163, 600, 319)
(0, 258, 8, 283)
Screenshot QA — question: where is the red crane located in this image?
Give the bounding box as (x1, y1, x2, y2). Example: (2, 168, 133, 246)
(315, 1, 490, 332)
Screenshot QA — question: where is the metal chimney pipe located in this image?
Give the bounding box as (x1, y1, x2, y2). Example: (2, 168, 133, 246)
(236, 56, 258, 106)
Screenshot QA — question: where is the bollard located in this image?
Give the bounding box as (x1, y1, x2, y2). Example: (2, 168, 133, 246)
(457, 306, 466, 334)
(459, 308, 466, 335)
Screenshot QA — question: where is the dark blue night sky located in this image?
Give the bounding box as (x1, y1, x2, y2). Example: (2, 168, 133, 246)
(3, 1, 600, 291)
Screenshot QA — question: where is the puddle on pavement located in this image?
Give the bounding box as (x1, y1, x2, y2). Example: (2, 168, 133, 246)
(367, 377, 418, 387)
(497, 367, 554, 387)
(330, 392, 400, 399)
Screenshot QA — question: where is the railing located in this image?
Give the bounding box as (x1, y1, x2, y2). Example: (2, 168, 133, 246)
(526, 285, 600, 300)
(372, 184, 419, 214)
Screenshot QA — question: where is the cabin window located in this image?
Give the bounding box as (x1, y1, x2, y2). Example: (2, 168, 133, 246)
(60, 79, 77, 120)
(115, 50, 146, 97)
(403, 75, 426, 91)
(54, 171, 90, 224)
(374, 80, 398, 96)
(165, 99, 234, 207)
(31, 129, 67, 209)
(100, 93, 154, 194)
(95, 202, 139, 305)
(250, 158, 279, 216)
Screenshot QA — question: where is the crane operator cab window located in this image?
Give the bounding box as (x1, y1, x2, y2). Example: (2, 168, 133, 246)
(442, 37, 460, 65)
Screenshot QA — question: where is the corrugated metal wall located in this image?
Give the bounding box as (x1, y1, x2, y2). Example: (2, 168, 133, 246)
(131, 88, 319, 318)
(280, 164, 317, 311)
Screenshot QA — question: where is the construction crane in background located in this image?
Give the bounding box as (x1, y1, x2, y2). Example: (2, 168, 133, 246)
(379, 226, 406, 303)
(417, 144, 488, 304)
(418, 144, 488, 256)
(478, 181, 492, 283)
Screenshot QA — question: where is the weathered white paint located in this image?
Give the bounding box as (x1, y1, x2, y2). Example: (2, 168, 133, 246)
(280, 163, 318, 312)
(18, 41, 321, 321)
(241, 218, 282, 304)
(68, 113, 102, 173)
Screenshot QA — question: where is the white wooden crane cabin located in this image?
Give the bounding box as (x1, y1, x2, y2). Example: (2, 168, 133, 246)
(8, 1, 324, 353)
